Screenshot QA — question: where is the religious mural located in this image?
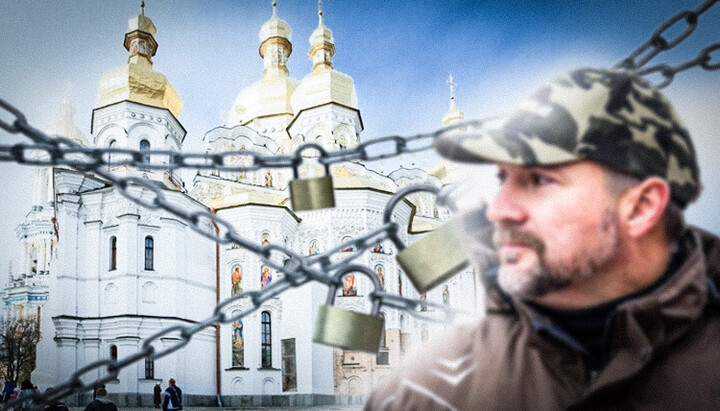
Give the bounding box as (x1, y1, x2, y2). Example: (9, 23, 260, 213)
(309, 239, 319, 256)
(232, 319, 244, 367)
(231, 265, 243, 296)
(342, 273, 357, 296)
(261, 265, 272, 288)
(340, 236, 354, 252)
(375, 264, 385, 290)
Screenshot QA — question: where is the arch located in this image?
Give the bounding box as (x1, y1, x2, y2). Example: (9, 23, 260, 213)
(347, 376, 361, 395)
(144, 236, 154, 270)
(104, 283, 118, 304)
(262, 378, 275, 395)
(231, 377, 243, 395)
(142, 282, 158, 303)
(109, 344, 118, 361)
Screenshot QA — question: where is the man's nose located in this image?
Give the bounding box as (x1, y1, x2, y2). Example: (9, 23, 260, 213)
(486, 184, 526, 225)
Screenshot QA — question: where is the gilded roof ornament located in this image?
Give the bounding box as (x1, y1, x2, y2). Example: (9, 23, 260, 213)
(96, 4, 182, 118)
(442, 74, 465, 125)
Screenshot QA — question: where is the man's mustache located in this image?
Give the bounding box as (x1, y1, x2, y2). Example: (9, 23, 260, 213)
(492, 225, 545, 253)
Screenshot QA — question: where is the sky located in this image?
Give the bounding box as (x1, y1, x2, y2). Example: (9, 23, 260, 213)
(0, 0, 718, 280)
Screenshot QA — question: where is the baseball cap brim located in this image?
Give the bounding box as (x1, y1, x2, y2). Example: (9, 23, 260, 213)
(434, 116, 580, 167)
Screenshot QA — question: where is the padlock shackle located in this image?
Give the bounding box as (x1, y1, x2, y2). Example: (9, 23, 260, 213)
(382, 184, 442, 250)
(292, 142, 331, 178)
(326, 264, 383, 315)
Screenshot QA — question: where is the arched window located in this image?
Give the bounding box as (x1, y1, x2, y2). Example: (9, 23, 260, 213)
(140, 139, 151, 164)
(109, 236, 117, 271)
(144, 236, 154, 270)
(110, 345, 118, 361)
(261, 311, 272, 368)
(108, 139, 117, 164)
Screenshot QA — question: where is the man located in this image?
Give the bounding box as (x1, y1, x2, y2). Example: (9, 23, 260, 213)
(82, 388, 117, 411)
(365, 68, 720, 410)
(162, 378, 182, 411)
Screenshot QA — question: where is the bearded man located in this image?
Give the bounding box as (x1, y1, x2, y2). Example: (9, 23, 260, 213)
(365, 68, 720, 410)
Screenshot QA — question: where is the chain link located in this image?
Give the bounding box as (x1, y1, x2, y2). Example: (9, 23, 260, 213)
(616, 0, 719, 71)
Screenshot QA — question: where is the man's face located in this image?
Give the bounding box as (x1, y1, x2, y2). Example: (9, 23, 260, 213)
(487, 161, 623, 301)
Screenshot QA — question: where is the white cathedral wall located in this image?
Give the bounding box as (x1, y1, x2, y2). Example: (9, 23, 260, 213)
(34, 174, 217, 397)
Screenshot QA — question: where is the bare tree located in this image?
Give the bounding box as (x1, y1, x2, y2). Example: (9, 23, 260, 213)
(0, 316, 40, 383)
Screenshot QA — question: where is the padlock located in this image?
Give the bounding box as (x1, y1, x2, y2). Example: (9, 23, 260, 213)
(383, 184, 471, 294)
(289, 144, 336, 211)
(313, 265, 385, 353)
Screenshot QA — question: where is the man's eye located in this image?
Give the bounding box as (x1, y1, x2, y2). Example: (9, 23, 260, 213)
(530, 173, 553, 186)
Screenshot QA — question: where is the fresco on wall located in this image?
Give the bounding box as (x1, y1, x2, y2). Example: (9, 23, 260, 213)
(231, 265, 243, 296)
(232, 319, 244, 367)
(261, 265, 272, 288)
(375, 264, 385, 290)
(342, 273, 357, 296)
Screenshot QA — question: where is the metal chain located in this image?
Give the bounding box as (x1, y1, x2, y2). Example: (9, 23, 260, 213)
(636, 41, 720, 88)
(616, 0, 719, 71)
(0, 98, 467, 410)
(0, 97, 477, 173)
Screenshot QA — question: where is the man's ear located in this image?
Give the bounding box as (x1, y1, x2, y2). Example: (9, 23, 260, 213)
(619, 177, 671, 238)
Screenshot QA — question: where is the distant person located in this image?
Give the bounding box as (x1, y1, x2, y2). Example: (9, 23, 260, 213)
(43, 388, 69, 411)
(92, 383, 105, 400)
(83, 387, 117, 411)
(153, 383, 162, 408)
(162, 378, 182, 411)
(17, 379, 37, 411)
(2, 379, 16, 403)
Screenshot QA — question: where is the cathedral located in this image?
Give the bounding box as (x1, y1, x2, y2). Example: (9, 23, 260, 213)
(4, 3, 484, 407)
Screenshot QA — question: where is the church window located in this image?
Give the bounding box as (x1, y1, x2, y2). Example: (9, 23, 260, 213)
(144, 236, 154, 270)
(108, 139, 117, 163)
(145, 357, 154, 379)
(140, 139, 151, 164)
(377, 313, 389, 365)
(261, 311, 272, 368)
(109, 236, 117, 271)
(110, 345, 118, 361)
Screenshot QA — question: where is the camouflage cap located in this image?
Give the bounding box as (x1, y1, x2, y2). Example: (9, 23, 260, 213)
(434, 68, 701, 208)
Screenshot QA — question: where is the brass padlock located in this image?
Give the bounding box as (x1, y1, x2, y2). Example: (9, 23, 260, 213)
(313, 265, 385, 353)
(384, 184, 471, 294)
(289, 144, 336, 212)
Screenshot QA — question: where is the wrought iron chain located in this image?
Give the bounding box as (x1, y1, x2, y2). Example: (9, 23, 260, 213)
(0, 98, 467, 410)
(616, 0, 719, 71)
(0, 97, 475, 172)
(636, 41, 720, 88)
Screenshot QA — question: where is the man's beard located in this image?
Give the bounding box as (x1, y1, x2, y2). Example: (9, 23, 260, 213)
(493, 208, 621, 299)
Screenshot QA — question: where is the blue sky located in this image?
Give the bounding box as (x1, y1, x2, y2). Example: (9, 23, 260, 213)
(0, 0, 718, 277)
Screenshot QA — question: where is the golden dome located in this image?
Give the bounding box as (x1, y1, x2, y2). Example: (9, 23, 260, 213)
(258, 1, 292, 57)
(96, 6, 182, 118)
(47, 96, 88, 146)
(227, 76, 299, 126)
(291, 7, 358, 113)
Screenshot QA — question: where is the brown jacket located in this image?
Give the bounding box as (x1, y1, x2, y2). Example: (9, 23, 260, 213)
(365, 227, 720, 410)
